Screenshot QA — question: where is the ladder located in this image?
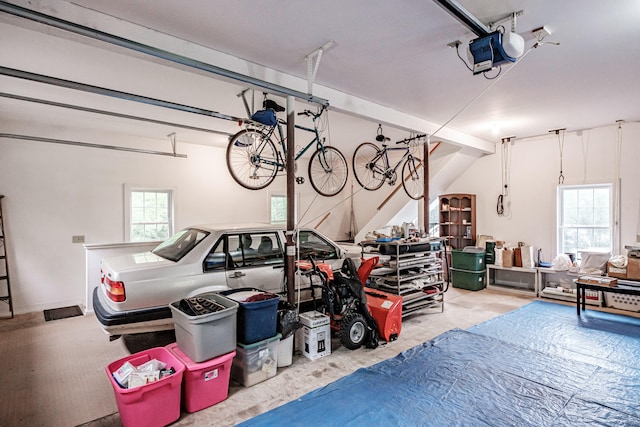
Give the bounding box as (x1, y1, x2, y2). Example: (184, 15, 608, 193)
(0, 195, 13, 318)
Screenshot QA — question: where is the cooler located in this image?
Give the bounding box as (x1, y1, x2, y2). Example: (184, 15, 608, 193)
(365, 288, 402, 341)
(166, 343, 235, 413)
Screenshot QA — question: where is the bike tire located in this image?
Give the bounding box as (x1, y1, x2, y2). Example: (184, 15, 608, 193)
(352, 142, 385, 191)
(308, 146, 348, 197)
(226, 128, 279, 190)
(401, 155, 424, 200)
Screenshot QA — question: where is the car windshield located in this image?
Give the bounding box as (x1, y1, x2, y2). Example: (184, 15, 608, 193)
(152, 228, 209, 262)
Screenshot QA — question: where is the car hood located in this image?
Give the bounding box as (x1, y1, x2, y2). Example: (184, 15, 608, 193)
(102, 251, 174, 273)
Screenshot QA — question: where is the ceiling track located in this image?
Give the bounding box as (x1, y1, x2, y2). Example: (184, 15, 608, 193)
(0, 0, 329, 106)
(0, 133, 188, 157)
(0, 92, 234, 137)
(0, 65, 246, 124)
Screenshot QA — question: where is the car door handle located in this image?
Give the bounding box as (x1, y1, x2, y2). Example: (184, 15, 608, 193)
(230, 271, 246, 278)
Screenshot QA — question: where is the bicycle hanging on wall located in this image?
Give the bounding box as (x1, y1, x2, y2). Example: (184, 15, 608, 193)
(352, 124, 426, 200)
(226, 91, 348, 197)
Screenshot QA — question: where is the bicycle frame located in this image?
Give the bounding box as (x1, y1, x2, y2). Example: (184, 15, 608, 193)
(379, 144, 414, 175)
(251, 112, 324, 172)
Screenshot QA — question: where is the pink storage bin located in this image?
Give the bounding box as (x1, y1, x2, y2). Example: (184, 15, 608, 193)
(166, 343, 235, 412)
(106, 347, 185, 427)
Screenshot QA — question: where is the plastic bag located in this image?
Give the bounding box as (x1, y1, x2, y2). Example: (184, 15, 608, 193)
(579, 251, 611, 275)
(277, 301, 301, 339)
(552, 254, 572, 271)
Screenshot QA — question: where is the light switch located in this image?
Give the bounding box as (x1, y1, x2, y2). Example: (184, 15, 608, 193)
(72, 235, 85, 244)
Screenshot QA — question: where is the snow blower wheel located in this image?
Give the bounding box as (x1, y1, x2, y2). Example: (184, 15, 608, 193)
(339, 313, 369, 350)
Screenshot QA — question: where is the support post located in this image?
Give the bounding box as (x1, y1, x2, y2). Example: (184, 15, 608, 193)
(424, 136, 430, 234)
(285, 96, 297, 305)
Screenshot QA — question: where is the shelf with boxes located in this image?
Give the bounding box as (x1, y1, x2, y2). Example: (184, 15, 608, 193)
(538, 268, 602, 306)
(366, 239, 444, 316)
(450, 248, 486, 291)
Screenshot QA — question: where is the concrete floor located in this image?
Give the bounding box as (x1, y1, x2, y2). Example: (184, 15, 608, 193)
(0, 287, 537, 426)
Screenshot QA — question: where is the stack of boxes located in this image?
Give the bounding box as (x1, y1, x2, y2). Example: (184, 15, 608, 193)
(105, 292, 239, 426)
(168, 292, 239, 412)
(450, 248, 486, 291)
(222, 289, 281, 387)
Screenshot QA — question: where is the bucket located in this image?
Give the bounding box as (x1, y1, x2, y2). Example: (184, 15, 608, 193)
(277, 334, 294, 367)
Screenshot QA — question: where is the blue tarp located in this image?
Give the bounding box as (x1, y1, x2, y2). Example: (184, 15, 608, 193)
(239, 301, 640, 426)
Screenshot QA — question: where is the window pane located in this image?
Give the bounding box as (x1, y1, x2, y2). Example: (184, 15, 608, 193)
(558, 184, 612, 255)
(131, 192, 144, 208)
(271, 195, 287, 223)
(130, 190, 173, 242)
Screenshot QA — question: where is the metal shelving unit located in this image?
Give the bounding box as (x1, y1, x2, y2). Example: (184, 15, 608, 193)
(366, 239, 444, 316)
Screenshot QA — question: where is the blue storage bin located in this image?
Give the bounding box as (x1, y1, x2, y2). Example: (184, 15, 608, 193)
(220, 288, 280, 345)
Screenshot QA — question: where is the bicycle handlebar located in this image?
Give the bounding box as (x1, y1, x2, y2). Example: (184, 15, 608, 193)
(395, 133, 426, 144)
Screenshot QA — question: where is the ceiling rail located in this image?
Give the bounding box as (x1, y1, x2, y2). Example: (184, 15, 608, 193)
(0, 66, 246, 124)
(0, 133, 188, 157)
(0, 92, 233, 137)
(0, 0, 329, 107)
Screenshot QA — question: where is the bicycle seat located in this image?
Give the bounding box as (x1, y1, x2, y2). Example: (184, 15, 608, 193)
(263, 99, 285, 112)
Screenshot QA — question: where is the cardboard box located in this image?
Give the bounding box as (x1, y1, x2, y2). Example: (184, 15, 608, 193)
(628, 257, 640, 280)
(578, 275, 618, 287)
(296, 323, 331, 360)
(608, 258, 640, 281)
(608, 262, 627, 279)
(299, 311, 330, 328)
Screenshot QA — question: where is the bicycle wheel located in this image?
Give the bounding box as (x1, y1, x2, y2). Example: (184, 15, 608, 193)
(352, 142, 385, 190)
(401, 155, 424, 200)
(308, 146, 348, 197)
(226, 129, 279, 190)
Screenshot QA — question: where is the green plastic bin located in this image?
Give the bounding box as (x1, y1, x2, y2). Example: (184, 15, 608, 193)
(451, 250, 485, 272)
(450, 267, 486, 291)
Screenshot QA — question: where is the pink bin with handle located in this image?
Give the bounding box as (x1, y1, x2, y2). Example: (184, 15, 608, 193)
(106, 347, 185, 427)
(166, 343, 236, 412)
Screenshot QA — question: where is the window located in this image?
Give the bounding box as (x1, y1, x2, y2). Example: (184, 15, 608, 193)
(296, 230, 339, 260)
(128, 188, 173, 242)
(557, 184, 612, 256)
(203, 232, 283, 272)
(270, 194, 287, 224)
(153, 228, 208, 262)
(428, 198, 440, 237)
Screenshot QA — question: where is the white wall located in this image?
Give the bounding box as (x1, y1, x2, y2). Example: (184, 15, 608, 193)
(443, 122, 640, 260)
(0, 106, 424, 314)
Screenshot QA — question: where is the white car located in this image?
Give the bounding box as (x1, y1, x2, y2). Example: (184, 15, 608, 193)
(93, 223, 357, 338)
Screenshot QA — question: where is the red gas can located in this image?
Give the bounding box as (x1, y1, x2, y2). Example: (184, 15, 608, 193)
(364, 288, 402, 342)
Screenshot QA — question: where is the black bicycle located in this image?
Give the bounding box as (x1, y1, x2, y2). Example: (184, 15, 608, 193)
(352, 125, 426, 200)
(226, 94, 348, 197)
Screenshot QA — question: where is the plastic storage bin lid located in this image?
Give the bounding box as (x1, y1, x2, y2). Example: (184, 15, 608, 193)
(237, 333, 281, 350)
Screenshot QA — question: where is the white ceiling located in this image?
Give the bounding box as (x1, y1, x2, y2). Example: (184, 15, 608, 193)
(2, 0, 640, 148)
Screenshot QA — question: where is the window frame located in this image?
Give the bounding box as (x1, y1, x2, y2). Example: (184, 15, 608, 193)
(124, 184, 175, 243)
(556, 182, 614, 257)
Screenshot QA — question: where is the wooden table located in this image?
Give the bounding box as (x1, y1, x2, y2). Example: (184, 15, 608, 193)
(576, 279, 640, 315)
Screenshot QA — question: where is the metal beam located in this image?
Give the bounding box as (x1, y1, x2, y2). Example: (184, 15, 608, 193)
(0, 92, 233, 137)
(433, 0, 490, 37)
(0, 0, 329, 106)
(0, 66, 245, 123)
(0, 133, 188, 157)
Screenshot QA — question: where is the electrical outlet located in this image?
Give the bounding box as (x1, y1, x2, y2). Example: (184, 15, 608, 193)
(72, 235, 85, 244)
